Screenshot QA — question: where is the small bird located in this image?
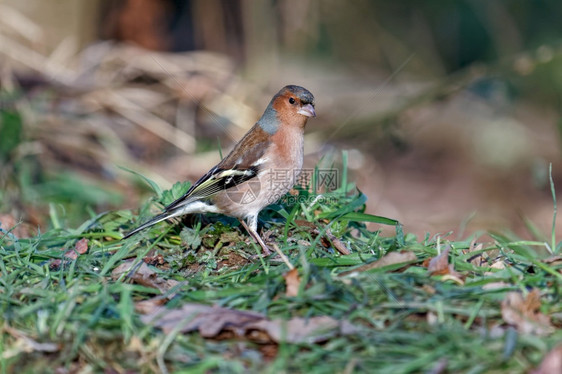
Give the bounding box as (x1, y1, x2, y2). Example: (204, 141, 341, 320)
(124, 85, 316, 256)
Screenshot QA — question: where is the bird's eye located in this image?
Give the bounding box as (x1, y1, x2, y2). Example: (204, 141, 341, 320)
(289, 97, 296, 104)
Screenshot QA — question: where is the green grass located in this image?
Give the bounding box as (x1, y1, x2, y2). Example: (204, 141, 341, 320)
(1, 169, 561, 373)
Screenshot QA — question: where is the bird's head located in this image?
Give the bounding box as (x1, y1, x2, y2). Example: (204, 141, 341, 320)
(258, 85, 315, 134)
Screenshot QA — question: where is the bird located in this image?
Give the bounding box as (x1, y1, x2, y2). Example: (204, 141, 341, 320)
(123, 85, 316, 256)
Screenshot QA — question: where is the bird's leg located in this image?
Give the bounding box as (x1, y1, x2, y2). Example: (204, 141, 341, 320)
(240, 217, 271, 256)
(240, 217, 294, 269)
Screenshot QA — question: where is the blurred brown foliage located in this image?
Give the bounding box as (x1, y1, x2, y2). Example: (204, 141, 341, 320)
(1, 0, 561, 239)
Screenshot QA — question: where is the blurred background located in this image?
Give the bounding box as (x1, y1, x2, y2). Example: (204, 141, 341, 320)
(0, 0, 561, 240)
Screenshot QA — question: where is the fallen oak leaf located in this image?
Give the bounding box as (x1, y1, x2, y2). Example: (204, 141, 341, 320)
(339, 250, 417, 276)
(141, 304, 264, 337)
(283, 268, 301, 297)
(501, 289, 553, 336)
(248, 315, 358, 344)
(112, 259, 183, 296)
(140, 303, 358, 344)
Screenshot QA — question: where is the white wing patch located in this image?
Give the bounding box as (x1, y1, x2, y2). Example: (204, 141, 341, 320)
(251, 157, 269, 167)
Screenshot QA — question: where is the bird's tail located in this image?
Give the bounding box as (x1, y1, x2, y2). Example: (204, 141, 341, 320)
(122, 209, 183, 239)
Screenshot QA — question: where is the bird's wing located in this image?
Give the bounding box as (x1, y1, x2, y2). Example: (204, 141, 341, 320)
(163, 124, 271, 212)
(163, 166, 258, 212)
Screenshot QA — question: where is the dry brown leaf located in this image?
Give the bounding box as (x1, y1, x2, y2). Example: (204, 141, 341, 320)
(112, 259, 182, 296)
(61, 251, 77, 262)
(531, 344, 562, 374)
(501, 290, 553, 336)
(324, 229, 351, 255)
(64, 238, 89, 260)
(49, 259, 62, 270)
(542, 255, 562, 265)
(4, 325, 59, 353)
(140, 304, 263, 336)
(427, 247, 451, 275)
(339, 250, 417, 276)
(523, 289, 542, 311)
(135, 297, 169, 314)
(0, 214, 32, 238)
(48, 238, 90, 269)
(426, 247, 464, 282)
(293, 219, 315, 230)
(75, 238, 89, 254)
(490, 261, 506, 270)
(283, 268, 301, 297)
(248, 316, 357, 344)
(465, 239, 485, 266)
(313, 227, 351, 255)
(140, 303, 357, 344)
(143, 253, 165, 266)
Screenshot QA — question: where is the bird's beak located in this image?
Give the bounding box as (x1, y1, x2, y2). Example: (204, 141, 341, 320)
(298, 103, 316, 118)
